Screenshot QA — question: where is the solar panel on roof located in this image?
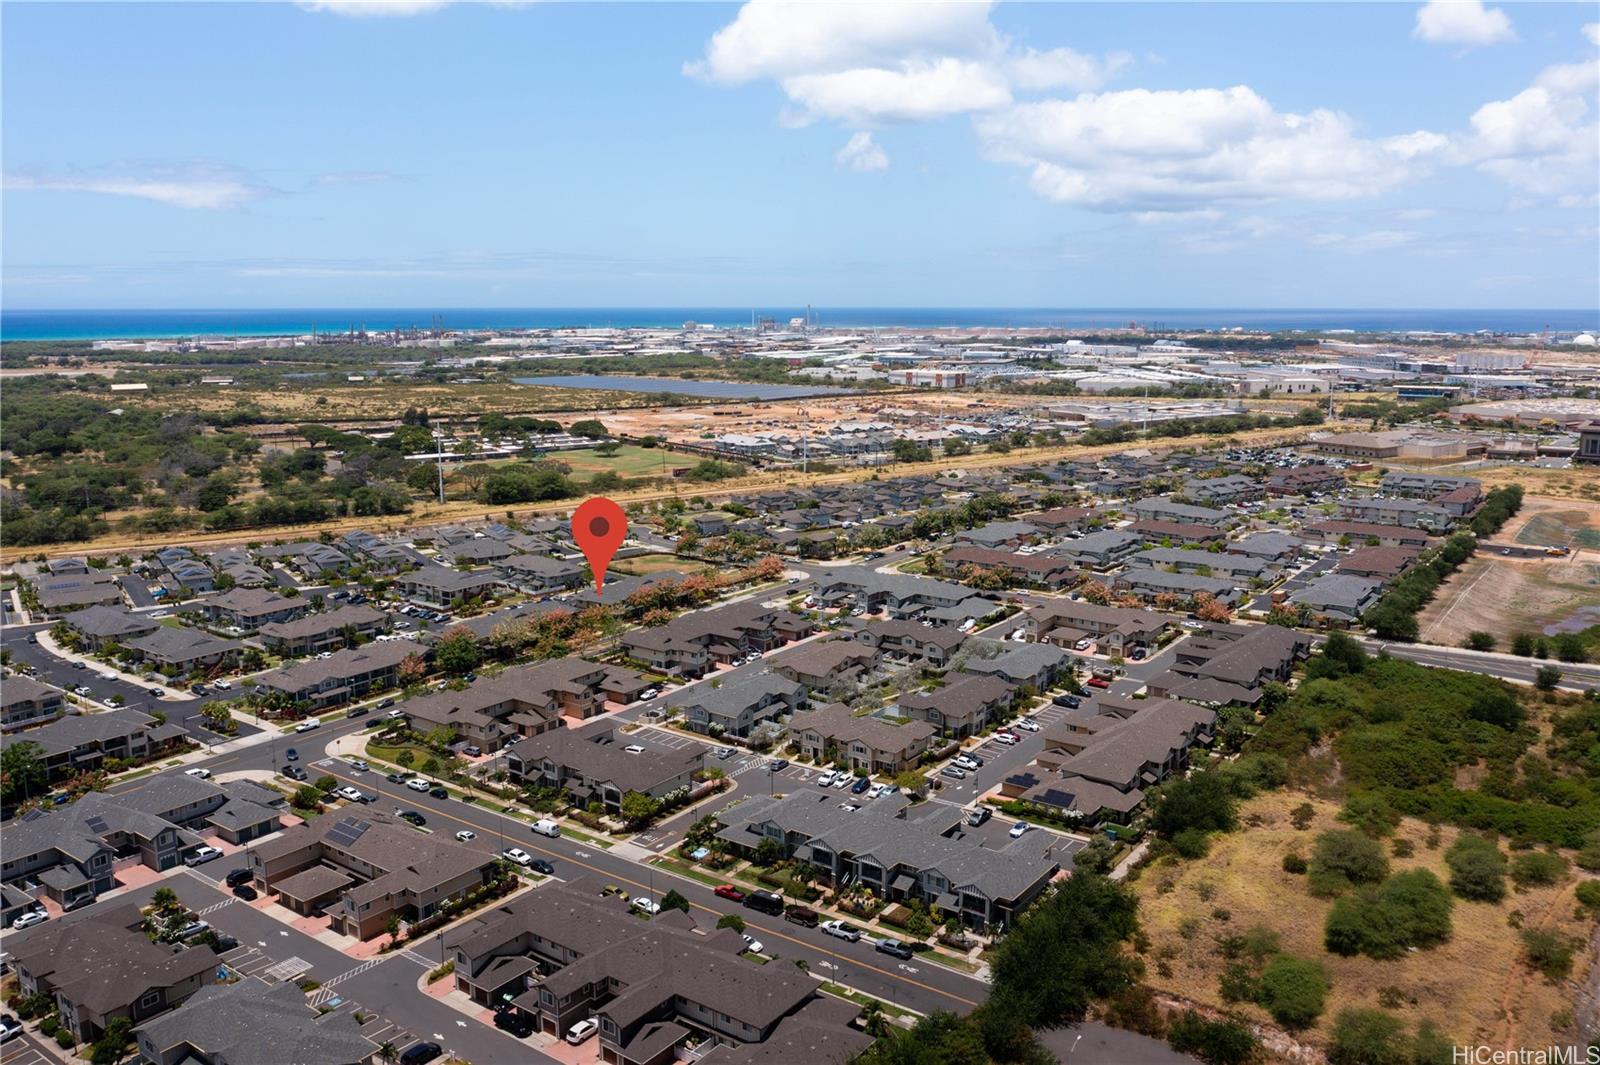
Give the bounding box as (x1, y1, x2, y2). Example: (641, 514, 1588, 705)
(84, 815, 109, 833)
(20, 808, 45, 822)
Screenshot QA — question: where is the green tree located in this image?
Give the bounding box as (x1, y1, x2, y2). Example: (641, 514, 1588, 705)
(1, 740, 47, 804)
(1534, 665, 1562, 692)
(1463, 631, 1496, 652)
(1511, 632, 1536, 656)
(619, 790, 662, 829)
(1329, 1008, 1406, 1065)
(1255, 955, 1328, 1030)
(569, 419, 608, 439)
(432, 626, 481, 676)
(660, 888, 690, 914)
(1308, 830, 1389, 896)
(1166, 1011, 1259, 1065)
(987, 873, 1141, 1028)
(716, 913, 745, 932)
(1151, 771, 1238, 839)
(1445, 835, 1507, 902)
(87, 1016, 134, 1065)
(753, 837, 785, 866)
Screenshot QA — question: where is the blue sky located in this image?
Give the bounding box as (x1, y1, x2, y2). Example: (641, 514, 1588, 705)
(3, 0, 1597, 309)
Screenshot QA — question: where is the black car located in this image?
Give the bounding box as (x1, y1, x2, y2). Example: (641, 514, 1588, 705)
(386, 771, 410, 784)
(210, 932, 239, 952)
(875, 938, 915, 960)
(284, 748, 298, 761)
(400, 1043, 442, 1065)
(377, 698, 396, 709)
(529, 859, 555, 876)
(225, 868, 254, 888)
(233, 884, 258, 901)
(1053, 694, 1081, 709)
(282, 765, 307, 781)
(429, 786, 448, 799)
(397, 809, 426, 826)
(346, 705, 369, 718)
(494, 1010, 535, 1037)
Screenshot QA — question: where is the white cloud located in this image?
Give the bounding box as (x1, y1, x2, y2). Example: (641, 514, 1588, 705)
(686, 0, 1127, 125)
(835, 132, 889, 172)
(1307, 230, 1418, 252)
(976, 87, 1446, 212)
(298, 1, 450, 16)
(1413, 0, 1515, 48)
(1463, 31, 1600, 203)
(1586, 23, 1600, 47)
(2, 171, 268, 210)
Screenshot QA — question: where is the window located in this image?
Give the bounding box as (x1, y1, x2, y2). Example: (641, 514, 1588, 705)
(139, 990, 161, 1009)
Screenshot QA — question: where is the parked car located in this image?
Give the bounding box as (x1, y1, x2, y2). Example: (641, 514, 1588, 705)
(623, 745, 646, 755)
(406, 778, 430, 792)
(455, 830, 477, 842)
(293, 719, 321, 733)
(396, 809, 426, 826)
(346, 705, 369, 718)
(784, 905, 819, 927)
(967, 806, 992, 826)
(400, 1041, 443, 1065)
(494, 1010, 535, 1038)
(714, 884, 746, 902)
(993, 732, 1019, 745)
(565, 1019, 599, 1046)
(1009, 821, 1033, 839)
(501, 848, 533, 866)
(850, 776, 871, 794)
(385, 771, 410, 783)
(631, 896, 662, 915)
(953, 754, 981, 771)
(940, 765, 967, 780)
(815, 770, 836, 788)
(185, 846, 223, 866)
(529, 859, 555, 876)
(337, 786, 365, 803)
(184, 767, 212, 779)
(347, 758, 369, 772)
(531, 819, 561, 838)
(875, 938, 915, 960)
(429, 786, 448, 799)
(232, 884, 259, 901)
(225, 868, 254, 888)
(715, 746, 735, 760)
(1, 1015, 23, 1043)
(281, 765, 307, 781)
(1053, 694, 1081, 709)
(766, 759, 789, 773)
(212, 680, 232, 691)
(1087, 676, 1110, 689)
(12, 910, 48, 931)
(1015, 718, 1041, 733)
(740, 933, 765, 955)
(820, 920, 861, 942)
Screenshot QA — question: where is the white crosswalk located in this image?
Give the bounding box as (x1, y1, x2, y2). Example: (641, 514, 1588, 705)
(197, 897, 236, 916)
(325, 956, 385, 987)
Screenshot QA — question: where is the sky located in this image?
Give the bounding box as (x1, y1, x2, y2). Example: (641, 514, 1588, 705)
(2, 0, 1597, 310)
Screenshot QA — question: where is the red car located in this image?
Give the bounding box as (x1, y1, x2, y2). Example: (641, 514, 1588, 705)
(1087, 676, 1111, 689)
(714, 884, 746, 902)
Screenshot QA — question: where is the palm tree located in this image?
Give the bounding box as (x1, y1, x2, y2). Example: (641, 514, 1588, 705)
(378, 1041, 397, 1063)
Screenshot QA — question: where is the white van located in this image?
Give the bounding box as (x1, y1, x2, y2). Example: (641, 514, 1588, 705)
(531, 819, 561, 838)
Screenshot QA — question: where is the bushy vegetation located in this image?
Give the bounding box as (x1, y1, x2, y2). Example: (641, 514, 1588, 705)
(1324, 870, 1454, 960)
(1444, 835, 1507, 902)
(1361, 532, 1478, 641)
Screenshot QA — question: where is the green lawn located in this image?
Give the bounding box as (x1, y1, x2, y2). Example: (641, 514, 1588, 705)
(556, 445, 676, 479)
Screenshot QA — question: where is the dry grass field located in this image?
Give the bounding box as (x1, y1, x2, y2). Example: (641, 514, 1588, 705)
(1133, 791, 1589, 1055)
(1417, 497, 1600, 646)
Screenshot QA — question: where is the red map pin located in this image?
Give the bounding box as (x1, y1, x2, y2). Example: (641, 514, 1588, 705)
(573, 497, 627, 594)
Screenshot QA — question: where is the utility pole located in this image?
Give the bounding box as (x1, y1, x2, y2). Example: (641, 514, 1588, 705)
(434, 428, 446, 505)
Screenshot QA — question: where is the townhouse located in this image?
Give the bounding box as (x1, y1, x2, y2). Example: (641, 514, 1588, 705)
(257, 604, 390, 656)
(1229, 531, 1306, 561)
(853, 618, 968, 669)
(1187, 474, 1264, 506)
(1337, 497, 1453, 531)
(621, 601, 813, 678)
(942, 545, 1079, 589)
(451, 878, 871, 1062)
(1289, 574, 1385, 623)
(443, 538, 517, 566)
(1027, 600, 1169, 654)
(32, 571, 122, 617)
(1003, 695, 1216, 825)
(1127, 519, 1228, 547)
(1024, 504, 1097, 534)
(787, 702, 936, 776)
(253, 639, 425, 710)
(715, 792, 1057, 930)
(395, 565, 503, 607)
(960, 642, 1072, 691)
(668, 670, 807, 739)
(1127, 547, 1272, 582)
(811, 566, 991, 620)
(1112, 568, 1245, 607)
(1337, 546, 1421, 582)
(0, 708, 187, 786)
(574, 571, 688, 607)
(1380, 472, 1481, 500)
(136, 979, 374, 1065)
(503, 721, 703, 812)
(5, 903, 217, 1043)
(1267, 465, 1345, 496)
(1051, 529, 1143, 571)
(396, 656, 649, 747)
(247, 810, 500, 940)
(897, 673, 1014, 738)
(207, 547, 274, 588)
(1148, 623, 1310, 706)
(189, 586, 305, 631)
(1, 675, 66, 732)
(496, 552, 586, 592)
(62, 604, 159, 651)
(956, 520, 1041, 548)
(770, 640, 878, 690)
(1129, 496, 1230, 527)
(259, 540, 355, 578)
(122, 626, 243, 674)
(1303, 520, 1434, 550)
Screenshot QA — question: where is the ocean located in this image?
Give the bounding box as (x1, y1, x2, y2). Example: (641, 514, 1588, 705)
(3, 306, 1597, 341)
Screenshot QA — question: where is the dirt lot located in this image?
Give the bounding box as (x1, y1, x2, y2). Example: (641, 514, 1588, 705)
(1475, 465, 1600, 504)
(1134, 791, 1588, 1055)
(125, 380, 680, 421)
(1418, 496, 1600, 645)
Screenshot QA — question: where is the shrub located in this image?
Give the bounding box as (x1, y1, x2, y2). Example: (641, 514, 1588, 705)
(1255, 955, 1329, 1031)
(1329, 1008, 1405, 1065)
(1172, 828, 1212, 859)
(1338, 794, 1401, 838)
(1509, 851, 1568, 889)
(1166, 1011, 1258, 1065)
(1151, 772, 1238, 838)
(1282, 852, 1308, 874)
(1309, 830, 1390, 896)
(55, 1030, 76, 1049)
(1521, 930, 1576, 982)
(1575, 881, 1600, 910)
(1446, 835, 1507, 902)
(1290, 802, 1316, 830)
(1102, 984, 1166, 1038)
(1325, 870, 1453, 960)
